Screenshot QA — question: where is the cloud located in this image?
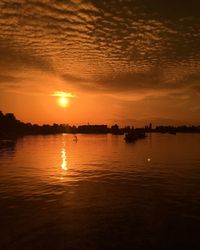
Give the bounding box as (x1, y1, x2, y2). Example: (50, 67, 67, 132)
(51, 91, 76, 98)
(0, 74, 26, 83)
(0, 39, 54, 73)
(0, 0, 200, 98)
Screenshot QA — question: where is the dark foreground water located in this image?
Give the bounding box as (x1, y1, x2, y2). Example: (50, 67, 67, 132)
(0, 133, 200, 250)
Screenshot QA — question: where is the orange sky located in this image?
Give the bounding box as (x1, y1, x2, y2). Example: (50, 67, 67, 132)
(0, 0, 200, 126)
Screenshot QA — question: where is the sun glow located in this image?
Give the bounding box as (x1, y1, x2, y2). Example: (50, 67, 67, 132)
(58, 96, 69, 108)
(51, 91, 76, 108)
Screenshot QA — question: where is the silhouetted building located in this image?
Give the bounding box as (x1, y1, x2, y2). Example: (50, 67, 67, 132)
(77, 125, 108, 134)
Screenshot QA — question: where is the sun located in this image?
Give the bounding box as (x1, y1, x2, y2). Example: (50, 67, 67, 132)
(58, 96, 69, 108)
(52, 91, 76, 108)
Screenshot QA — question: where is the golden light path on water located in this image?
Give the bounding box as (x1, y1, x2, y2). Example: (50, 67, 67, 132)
(61, 147, 67, 171)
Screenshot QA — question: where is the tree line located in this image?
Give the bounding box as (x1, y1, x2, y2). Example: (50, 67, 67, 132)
(0, 111, 200, 139)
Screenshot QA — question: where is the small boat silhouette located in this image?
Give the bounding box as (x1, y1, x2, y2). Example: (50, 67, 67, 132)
(124, 131, 146, 143)
(73, 135, 78, 142)
(168, 131, 176, 135)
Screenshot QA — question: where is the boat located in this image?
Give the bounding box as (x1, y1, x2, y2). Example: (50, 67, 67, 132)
(124, 131, 146, 143)
(112, 130, 124, 135)
(168, 131, 176, 135)
(73, 135, 78, 142)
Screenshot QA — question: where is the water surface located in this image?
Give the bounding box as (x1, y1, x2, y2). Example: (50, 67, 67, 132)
(0, 133, 200, 250)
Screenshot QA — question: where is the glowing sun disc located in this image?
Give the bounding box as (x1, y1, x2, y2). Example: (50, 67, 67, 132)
(58, 97, 69, 108)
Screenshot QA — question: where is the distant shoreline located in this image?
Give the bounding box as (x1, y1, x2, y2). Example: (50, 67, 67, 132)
(1, 111, 200, 140)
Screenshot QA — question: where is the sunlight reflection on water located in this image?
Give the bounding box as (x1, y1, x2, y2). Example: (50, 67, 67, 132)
(0, 133, 200, 250)
(61, 147, 67, 171)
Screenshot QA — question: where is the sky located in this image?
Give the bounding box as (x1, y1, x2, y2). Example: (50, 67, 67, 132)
(0, 0, 200, 126)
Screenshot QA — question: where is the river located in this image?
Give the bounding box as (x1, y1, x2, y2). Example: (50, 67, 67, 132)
(0, 133, 200, 249)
